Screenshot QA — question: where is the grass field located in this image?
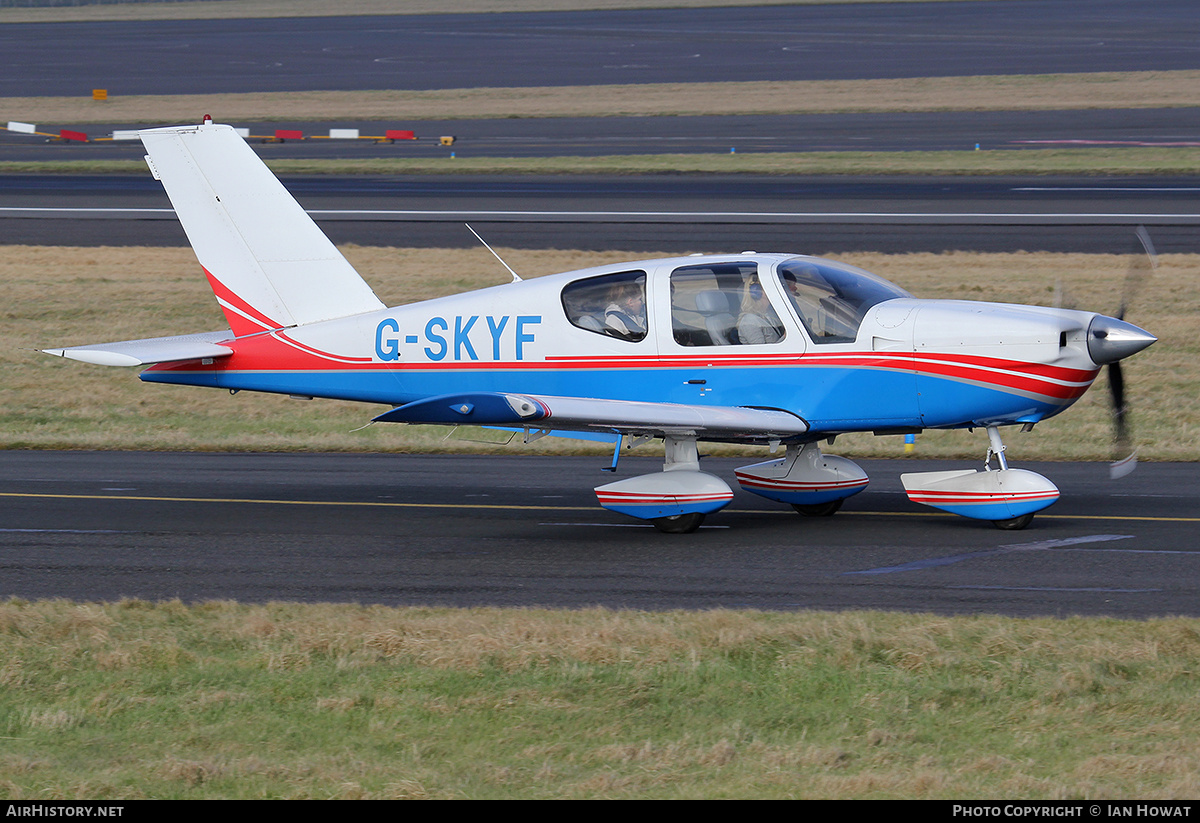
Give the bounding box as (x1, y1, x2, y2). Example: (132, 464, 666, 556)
(7, 71, 1200, 128)
(2, 245, 1192, 461)
(2, 600, 1199, 799)
(6, 146, 1200, 178)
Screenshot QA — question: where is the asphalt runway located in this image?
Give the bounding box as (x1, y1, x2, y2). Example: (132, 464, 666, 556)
(2, 1, 1197, 96)
(3, 172, 1199, 253)
(1, 451, 1196, 617)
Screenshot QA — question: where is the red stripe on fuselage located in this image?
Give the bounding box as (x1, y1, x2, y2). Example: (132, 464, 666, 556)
(147, 334, 1098, 406)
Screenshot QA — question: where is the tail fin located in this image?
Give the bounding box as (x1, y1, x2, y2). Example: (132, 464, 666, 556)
(140, 122, 384, 337)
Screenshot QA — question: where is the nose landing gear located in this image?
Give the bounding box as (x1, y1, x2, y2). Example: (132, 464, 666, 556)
(901, 426, 1059, 530)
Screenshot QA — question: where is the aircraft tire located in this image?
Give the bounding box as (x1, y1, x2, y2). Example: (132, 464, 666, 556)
(992, 513, 1035, 530)
(791, 500, 844, 517)
(652, 513, 706, 534)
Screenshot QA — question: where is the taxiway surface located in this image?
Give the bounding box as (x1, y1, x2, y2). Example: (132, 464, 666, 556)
(4, 1, 1198, 96)
(1, 451, 1197, 617)
(4, 172, 1200, 253)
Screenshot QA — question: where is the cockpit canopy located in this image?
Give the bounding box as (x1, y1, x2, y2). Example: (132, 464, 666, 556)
(559, 255, 912, 347)
(776, 258, 913, 344)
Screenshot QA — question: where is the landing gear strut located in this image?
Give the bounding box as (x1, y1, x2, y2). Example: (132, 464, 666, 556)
(984, 427, 1033, 530)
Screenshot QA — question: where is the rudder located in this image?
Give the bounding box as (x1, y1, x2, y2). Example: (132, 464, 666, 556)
(140, 122, 384, 337)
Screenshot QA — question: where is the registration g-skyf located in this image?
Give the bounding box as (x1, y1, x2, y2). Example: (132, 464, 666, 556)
(43, 122, 1156, 533)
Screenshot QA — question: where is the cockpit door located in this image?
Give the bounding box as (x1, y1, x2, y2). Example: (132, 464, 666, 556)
(652, 259, 804, 404)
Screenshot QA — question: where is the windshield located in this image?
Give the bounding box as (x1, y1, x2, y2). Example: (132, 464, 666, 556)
(775, 258, 912, 344)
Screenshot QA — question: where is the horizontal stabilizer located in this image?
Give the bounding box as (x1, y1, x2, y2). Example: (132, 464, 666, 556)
(42, 330, 233, 367)
(374, 391, 808, 440)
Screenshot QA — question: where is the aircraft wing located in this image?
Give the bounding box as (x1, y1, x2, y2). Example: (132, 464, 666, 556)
(373, 392, 809, 441)
(42, 330, 234, 367)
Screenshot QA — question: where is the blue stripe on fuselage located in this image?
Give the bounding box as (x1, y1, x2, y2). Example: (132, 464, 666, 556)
(139, 361, 1069, 431)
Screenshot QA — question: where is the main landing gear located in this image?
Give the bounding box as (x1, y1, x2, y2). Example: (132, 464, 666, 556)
(900, 425, 1060, 530)
(594, 435, 734, 534)
(595, 437, 870, 533)
(596, 427, 1058, 533)
(734, 442, 868, 515)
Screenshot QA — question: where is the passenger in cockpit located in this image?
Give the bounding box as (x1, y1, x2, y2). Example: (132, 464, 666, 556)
(737, 274, 783, 344)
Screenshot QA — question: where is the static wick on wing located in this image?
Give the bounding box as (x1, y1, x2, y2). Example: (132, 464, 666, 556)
(466, 224, 522, 283)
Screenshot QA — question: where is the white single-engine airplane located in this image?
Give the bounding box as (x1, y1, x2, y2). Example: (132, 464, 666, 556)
(44, 122, 1157, 533)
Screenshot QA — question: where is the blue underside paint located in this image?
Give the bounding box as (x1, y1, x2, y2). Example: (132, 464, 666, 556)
(140, 363, 1071, 433)
(916, 377, 1048, 427)
(924, 497, 1057, 521)
(600, 498, 732, 520)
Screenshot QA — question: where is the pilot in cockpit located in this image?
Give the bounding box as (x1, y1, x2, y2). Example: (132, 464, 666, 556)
(603, 281, 647, 340)
(780, 263, 859, 341)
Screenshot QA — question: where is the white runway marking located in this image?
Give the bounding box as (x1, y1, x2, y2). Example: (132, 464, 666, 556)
(0, 528, 124, 534)
(1012, 186, 1200, 193)
(948, 585, 1160, 593)
(3, 207, 1200, 225)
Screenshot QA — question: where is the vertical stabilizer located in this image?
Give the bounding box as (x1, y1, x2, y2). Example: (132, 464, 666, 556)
(139, 123, 384, 336)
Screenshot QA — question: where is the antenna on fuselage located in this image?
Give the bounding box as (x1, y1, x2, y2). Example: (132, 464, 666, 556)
(466, 223, 522, 283)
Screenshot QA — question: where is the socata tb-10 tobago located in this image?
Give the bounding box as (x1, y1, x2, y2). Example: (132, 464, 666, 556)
(44, 121, 1157, 533)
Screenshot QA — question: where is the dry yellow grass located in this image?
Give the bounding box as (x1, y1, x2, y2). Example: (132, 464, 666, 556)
(4, 599, 1200, 798)
(7, 71, 1200, 125)
(2, 244, 1192, 460)
(9, 148, 1200, 179)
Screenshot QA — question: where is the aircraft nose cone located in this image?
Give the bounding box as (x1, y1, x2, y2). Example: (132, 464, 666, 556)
(1087, 315, 1157, 365)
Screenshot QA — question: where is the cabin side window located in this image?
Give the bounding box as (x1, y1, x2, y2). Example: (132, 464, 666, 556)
(560, 270, 648, 342)
(669, 262, 785, 346)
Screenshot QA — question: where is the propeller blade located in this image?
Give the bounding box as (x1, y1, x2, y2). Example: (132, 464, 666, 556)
(1052, 277, 1078, 311)
(1118, 225, 1157, 321)
(1107, 226, 1156, 478)
(1110, 451, 1137, 480)
(1107, 359, 1138, 479)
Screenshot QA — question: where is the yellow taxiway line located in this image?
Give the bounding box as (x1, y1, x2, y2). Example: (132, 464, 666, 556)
(1, 491, 1197, 523)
